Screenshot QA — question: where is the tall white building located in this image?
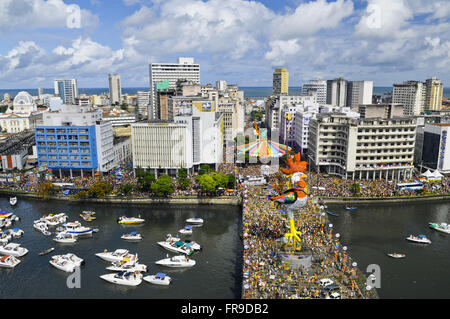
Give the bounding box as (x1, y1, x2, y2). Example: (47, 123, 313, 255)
(392, 81, 425, 116)
(327, 78, 347, 107)
(136, 90, 150, 119)
(424, 77, 444, 111)
(149, 57, 200, 120)
(109, 74, 122, 105)
(301, 80, 327, 104)
(54, 79, 78, 105)
(347, 81, 373, 110)
(216, 80, 228, 92)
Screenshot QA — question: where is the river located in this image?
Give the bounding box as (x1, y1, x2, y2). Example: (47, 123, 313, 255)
(327, 200, 450, 299)
(0, 197, 243, 299)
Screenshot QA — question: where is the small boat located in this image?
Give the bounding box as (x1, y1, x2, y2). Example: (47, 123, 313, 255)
(429, 222, 450, 234)
(387, 253, 406, 258)
(121, 232, 143, 241)
(186, 217, 203, 225)
(0, 218, 12, 229)
(144, 272, 172, 286)
(157, 241, 195, 256)
(179, 226, 193, 235)
(9, 197, 17, 206)
(184, 240, 201, 251)
(117, 216, 145, 225)
(7, 228, 24, 238)
(39, 247, 55, 256)
(100, 271, 143, 286)
(0, 212, 13, 219)
(41, 213, 68, 226)
(406, 234, 431, 244)
(106, 256, 147, 272)
(0, 232, 11, 244)
(155, 255, 196, 268)
(0, 243, 28, 257)
(327, 211, 340, 217)
(345, 206, 358, 210)
(80, 211, 96, 222)
(0, 255, 20, 268)
(95, 249, 135, 262)
(53, 232, 78, 243)
(49, 254, 83, 273)
(34, 222, 51, 236)
(57, 221, 98, 236)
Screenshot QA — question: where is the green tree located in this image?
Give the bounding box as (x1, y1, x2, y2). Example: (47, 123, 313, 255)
(177, 168, 191, 190)
(88, 181, 113, 198)
(197, 174, 218, 193)
(210, 171, 229, 189)
(198, 164, 213, 176)
(136, 170, 156, 192)
(151, 174, 174, 197)
(226, 174, 236, 189)
(350, 183, 361, 197)
(37, 181, 56, 200)
(118, 184, 134, 196)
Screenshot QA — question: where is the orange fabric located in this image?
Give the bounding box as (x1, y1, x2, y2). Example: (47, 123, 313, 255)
(280, 153, 308, 175)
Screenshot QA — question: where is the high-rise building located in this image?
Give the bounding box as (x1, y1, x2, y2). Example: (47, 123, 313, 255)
(149, 57, 200, 120)
(54, 79, 78, 105)
(216, 80, 228, 92)
(273, 68, 289, 95)
(424, 77, 444, 111)
(301, 80, 327, 104)
(347, 81, 373, 110)
(136, 91, 150, 119)
(392, 81, 425, 116)
(326, 78, 348, 107)
(38, 88, 45, 98)
(109, 74, 122, 105)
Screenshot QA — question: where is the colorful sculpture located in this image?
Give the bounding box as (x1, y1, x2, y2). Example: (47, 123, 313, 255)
(268, 153, 309, 252)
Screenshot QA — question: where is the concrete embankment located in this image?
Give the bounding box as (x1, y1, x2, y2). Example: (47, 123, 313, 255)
(321, 194, 450, 204)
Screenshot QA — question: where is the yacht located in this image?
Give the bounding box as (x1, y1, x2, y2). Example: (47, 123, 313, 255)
(7, 228, 24, 238)
(0, 255, 20, 268)
(0, 243, 28, 257)
(406, 234, 432, 244)
(57, 221, 98, 236)
(155, 255, 196, 268)
(117, 216, 145, 225)
(9, 197, 17, 206)
(41, 213, 68, 226)
(143, 273, 172, 286)
(49, 254, 83, 273)
(34, 222, 51, 236)
(106, 256, 147, 272)
(53, 232, 78, 244)
(0, 218, 12, 229)
(186, 217, 203, 225)
(121, 232, 143, 241)
(157, 241, 195, 256)
(0, 232, 11, 244)
(387, 253, 406, 258)
(100, 271, 143, 286)
(95, 249, 135, 262)
(429, 222, 450, 234)
(179, 226, 193, 235)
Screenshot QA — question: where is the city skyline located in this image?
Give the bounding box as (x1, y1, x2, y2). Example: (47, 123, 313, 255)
(0, 0, 448, 89)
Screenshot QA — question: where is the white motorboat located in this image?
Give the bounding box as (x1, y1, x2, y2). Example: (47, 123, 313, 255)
(100, 271, 143, 286)
(7, 228, 24, 238)
(121, 232, 143, 241)
(184, 240, 201, 251)
(0, 218, 12, 229)
(117, 216, 145, 225)
(49, 254, 83, 273)
(0, 243, 28, 257)
(53, 232, 78, 243)
(157, 241, 195, 256)
(9, 197, 17, 206)
(42, 213, 68, 226)
(166, 234, 181, 243)
(95, 249, 135, 262)
(0, 255, 20, 268)
(429, 222, 450, 234)
(0, 212, 13, 219)
(387, 253, 406, 259)
(144, 273, 171, 286)
(406, 234, 431, 244)
(179, 226, 193, 235)
(0, 232, 11, 244)
(57, 221, 98, 236)
(106, 256, 147, 272)
(155, 255, 196, 268)
(186, 216, 203, 225)
(34, 221, 51, 236)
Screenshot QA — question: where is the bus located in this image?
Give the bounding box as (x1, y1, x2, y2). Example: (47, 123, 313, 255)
(396, 182, 424, 192)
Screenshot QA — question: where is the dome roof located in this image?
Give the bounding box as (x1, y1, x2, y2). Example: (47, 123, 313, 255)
(13, 91, 35, 107)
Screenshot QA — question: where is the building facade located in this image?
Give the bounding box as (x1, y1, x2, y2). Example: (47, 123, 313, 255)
(54, 79, 78, 105)
(109, 74, 122, 105)
(424, 77, 444, 111)
(392, 81, 425, 116)
(347, 81, 373, 110)
(273, 68, 289, 95)
(301, 80, 327, 104)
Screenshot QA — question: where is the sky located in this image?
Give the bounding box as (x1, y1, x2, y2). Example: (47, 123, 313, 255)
(0, 0, 448, 89)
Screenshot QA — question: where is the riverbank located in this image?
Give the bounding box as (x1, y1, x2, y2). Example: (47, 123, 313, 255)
(320, 194, 450, 204)
(0, 189, 242, 206)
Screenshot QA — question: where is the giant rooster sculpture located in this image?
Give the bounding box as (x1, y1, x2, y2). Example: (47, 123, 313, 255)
(268, 153, 309, 251)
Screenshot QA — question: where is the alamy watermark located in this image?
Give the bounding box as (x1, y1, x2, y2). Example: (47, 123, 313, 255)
(66, 4, 81, 29)
(66, 267, 81, 289)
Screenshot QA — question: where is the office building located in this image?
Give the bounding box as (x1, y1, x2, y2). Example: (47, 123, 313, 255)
(327, 78, 347, 107)
(136, 91, 150, 119)
(273, 68, 289, 95)
(301, 80, 327, 104)
(109, 74, 122, 105)
(347, 81, 373, 110)
(424, 77, 444, 111)
(392, 81, 425, 116)
(54, 79, 78, 105)
(416, 123, 450, 173)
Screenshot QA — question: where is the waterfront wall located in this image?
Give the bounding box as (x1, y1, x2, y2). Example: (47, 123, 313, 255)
(321, 194, 450, 204)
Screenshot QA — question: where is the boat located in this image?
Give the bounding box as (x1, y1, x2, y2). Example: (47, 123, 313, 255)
(95, 249, 135, 262)
(0, 232, 11, 244)
(0, 212, 14, 219)
(327, 211, 340, 217)
(106, 256, 147, 272)
(155, 255, 196, 268)
(117, 216, 145, 225)
(53, 232, 78, 243)
(100, 271, 143, 286)
(39, 247, 55, 256)
(429, 222, 450, 234)
(41, 213, 68, 226)
(49, 254, 83, 273)
(157, 241, 195, 256)
(0, 218, 12, 229)
(387, 253, 406, 258)
(34, 222, 51, 236)
(184, 240, 201, 251)
(7, 228, 24, 238)
(166, 234, 181, 243)
(0, 255, 20, 268)
(186, 217, 203, 225)
(406, 234, 431, 244)
(9, 197, 17, 206)
(179, 226, 193, 235)
(345, 206, 358, 210)
(144, 272, 172, 286)
(0, 243, 28, 257)
(121, 232, 143, 241)
(80, 211, 96, 222)
(57, 221, 98, 236)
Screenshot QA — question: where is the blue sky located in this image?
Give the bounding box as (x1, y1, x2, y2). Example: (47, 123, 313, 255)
(0, 0, 448, 89)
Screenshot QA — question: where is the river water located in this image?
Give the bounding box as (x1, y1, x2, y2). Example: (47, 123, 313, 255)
(327, 200, 450, 299)
(0, 197, 243, 299)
